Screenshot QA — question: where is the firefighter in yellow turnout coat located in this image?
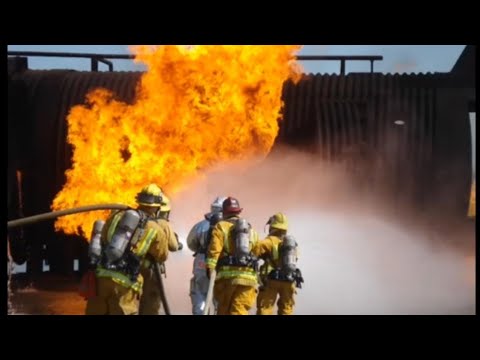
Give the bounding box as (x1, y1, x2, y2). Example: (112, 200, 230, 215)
(205, 197, 259, 315)
(139, 194, 182, 315)
(252, 213, 303, 315)
(85, 184, 171, 315)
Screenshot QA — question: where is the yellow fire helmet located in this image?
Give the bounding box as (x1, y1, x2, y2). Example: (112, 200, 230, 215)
(268, 212, 288, 231)
(136, 184, 163, 207)
(160, 194, 171, 212)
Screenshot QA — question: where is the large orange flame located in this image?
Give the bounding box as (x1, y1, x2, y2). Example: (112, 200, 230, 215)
(51, 45, 303, 237)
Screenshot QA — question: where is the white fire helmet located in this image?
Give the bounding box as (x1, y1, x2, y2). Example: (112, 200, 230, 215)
(211, 196, 227, 214)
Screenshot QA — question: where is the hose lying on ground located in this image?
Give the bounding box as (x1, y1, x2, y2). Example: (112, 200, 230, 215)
(7, 204, 130, 229)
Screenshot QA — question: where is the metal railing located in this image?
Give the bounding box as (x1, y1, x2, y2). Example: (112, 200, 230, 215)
(7, 51, 383, 74)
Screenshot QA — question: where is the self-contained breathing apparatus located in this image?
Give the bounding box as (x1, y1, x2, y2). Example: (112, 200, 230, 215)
(268, 235, 304, 288)
(218, 218, 258, 270)
(196, 212, 222, 255)
(88, 220, 105, 268)
(100, 209, 150, 282)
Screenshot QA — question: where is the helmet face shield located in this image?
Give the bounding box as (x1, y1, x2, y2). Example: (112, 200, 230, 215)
(136, 183, 163, 207)
(136, 192, 162, 207)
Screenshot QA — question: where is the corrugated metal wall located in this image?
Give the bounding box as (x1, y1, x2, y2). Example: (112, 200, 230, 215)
(8, 69, 473, 275)
(279, 73, 456, 207)
(8, 70, 141, 275)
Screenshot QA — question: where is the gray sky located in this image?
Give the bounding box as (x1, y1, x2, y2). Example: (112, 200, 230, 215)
(7, 45, 466, 74)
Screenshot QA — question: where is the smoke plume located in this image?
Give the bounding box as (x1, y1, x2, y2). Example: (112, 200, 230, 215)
(164, 147, 475, 315)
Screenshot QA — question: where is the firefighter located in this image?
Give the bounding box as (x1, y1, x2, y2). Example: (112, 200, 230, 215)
(205, 197, 259, 315)
(85, 184, 173, 315)
(153, 193, 183, 252)
(186, 196, 226, 315)
(139, 193, 182, 315)
(252, 213, 303, 315)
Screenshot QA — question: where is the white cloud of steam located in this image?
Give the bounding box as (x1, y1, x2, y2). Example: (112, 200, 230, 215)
(164, 147, 475, 315)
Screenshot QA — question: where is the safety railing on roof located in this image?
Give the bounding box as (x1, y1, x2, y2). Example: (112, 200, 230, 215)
(7, 51, 383, 74)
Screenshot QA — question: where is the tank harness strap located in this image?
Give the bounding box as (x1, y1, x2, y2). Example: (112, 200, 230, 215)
(96, 267, 142, 292)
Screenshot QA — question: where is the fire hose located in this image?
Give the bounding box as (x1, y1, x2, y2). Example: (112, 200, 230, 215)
(7, 203, 172, 315)
(7, 204, 130, 229)
(153, 262, 171, 315)
(203, 269, 216, 315)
